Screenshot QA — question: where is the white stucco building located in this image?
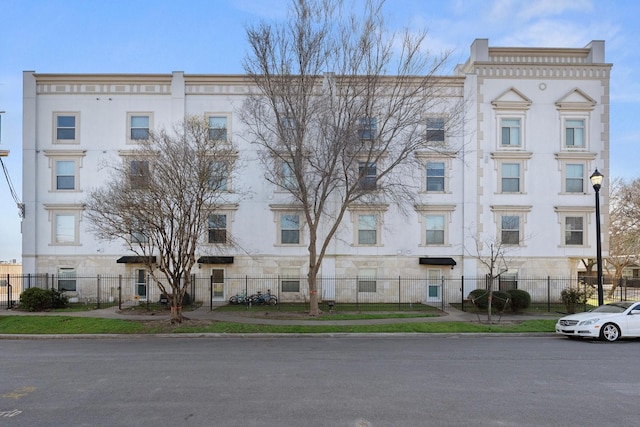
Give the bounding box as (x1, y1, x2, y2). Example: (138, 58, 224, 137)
(21, 39, 611, 301)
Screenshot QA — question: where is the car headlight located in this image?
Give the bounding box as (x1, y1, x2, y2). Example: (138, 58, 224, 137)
(579, 318, 600, 326)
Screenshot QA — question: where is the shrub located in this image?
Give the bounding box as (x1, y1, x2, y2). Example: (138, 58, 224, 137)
(506, 289, 531, 313)
(19, 288, 69, 312)
(468, 289, 511, 312)
(561, 285, 593, 313)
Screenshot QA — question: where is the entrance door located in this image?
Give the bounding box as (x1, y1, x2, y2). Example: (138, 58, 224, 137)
(135, 269, 147, 301)
(212, 269, 225, 301)
(426, 269, 442, 303)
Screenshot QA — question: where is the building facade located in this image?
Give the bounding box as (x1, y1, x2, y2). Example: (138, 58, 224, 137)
(21, 39, 611, 301)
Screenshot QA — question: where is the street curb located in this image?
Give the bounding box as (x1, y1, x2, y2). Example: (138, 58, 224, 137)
(0, 332, 557, 340)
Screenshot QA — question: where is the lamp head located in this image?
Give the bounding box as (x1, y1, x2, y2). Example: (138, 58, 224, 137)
(590, 169, 603, 190)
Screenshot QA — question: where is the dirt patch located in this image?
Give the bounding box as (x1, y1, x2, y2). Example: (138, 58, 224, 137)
(137, 317, 217, 333)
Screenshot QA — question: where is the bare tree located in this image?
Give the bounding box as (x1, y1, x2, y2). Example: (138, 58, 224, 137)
(468, 233, 511, 323)
(241, 0, 460, 315)
(606, 177, 640, 297)
(85, 116, 238, 323)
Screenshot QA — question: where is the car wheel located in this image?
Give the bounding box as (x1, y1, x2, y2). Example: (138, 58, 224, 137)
(600, 323, 621, 342)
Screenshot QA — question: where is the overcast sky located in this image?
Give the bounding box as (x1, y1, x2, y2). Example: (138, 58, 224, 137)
(1, 0, 638, 262)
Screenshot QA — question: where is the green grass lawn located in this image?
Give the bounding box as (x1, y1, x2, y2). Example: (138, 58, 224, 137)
(0, 315, 558, 335)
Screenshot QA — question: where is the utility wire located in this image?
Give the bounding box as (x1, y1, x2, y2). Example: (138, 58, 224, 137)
(0, 157, 23, 218)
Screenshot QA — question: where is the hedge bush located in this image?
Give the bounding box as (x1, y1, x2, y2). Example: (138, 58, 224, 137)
(19, 288, 69, 312)
(506, 289, 531, 313)
(468, 289, 511, 312)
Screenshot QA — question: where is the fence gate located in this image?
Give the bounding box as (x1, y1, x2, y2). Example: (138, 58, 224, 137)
(212, 269, 225, 301)
(135, 269, 147, 301)
(426, 269, 442, 303)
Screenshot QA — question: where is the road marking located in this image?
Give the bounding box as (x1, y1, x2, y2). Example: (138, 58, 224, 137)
(1, 386, 37, 399)
(0, 409, 22, 417)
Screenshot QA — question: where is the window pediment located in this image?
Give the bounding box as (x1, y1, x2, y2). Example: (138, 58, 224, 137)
(491, 87, 532, 110)
(555, 88, 596, 111)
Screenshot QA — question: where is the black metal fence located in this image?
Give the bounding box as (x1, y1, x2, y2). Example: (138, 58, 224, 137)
(2, 273, 639, 312)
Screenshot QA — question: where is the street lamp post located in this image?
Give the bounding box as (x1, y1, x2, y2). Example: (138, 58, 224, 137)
(590, 169, 604, 306)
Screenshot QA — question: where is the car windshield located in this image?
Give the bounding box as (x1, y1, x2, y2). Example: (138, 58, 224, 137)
(591, 302, 633, 313)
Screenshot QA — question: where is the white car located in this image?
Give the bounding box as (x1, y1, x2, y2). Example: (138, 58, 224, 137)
(556, 301, 640, 342)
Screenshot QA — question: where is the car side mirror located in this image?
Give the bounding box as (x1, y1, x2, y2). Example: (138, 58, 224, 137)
(630, 309, 640, 315)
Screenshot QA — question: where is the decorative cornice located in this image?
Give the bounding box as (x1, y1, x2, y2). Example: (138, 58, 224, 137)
(414, 204, 456, 212)
(490, 205, 532, 212)
(490, 151, 533, 160)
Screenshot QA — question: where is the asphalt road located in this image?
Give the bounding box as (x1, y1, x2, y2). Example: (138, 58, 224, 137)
(1, 335, 638, 427)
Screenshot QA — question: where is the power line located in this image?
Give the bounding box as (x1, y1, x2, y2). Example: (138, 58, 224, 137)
(0, 157, 23, 218)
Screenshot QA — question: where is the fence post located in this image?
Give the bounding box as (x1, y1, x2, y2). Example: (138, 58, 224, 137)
(547, 276, 551, 313)
(245, 275, 248, 310)
(355, 277, 359, 311)
(398, 276, 401, 311)
(97, 274, 101, 309)
(6, 274, 10, 309)
(461, 276, 464, 311)
(118, 275, 122, 310)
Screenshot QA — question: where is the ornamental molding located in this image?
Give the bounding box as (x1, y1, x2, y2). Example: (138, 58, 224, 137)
(555, 88, 597, 110)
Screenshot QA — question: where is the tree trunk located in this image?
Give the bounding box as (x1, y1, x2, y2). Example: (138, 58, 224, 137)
(170, 304, 183, 323)
(170, 291, 183, 323)
(308, 272, 320, 316)
(487, 276, 493, 323)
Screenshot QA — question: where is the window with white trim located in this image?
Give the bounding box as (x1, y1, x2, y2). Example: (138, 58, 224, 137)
(555, 153, 595, 194)
(492, 153, 531, 194)
(56, 214, 76, 244)
(500, 118, 521, 147)
(565, 119, 585, 148)
(357, 268, 377, 293)
(210, 160, 229, 191)
(491, 206, 531, 247)
(426, 117, 445, 145)
(130, 217, 148, 244)
(565, 164, 585, 193)
(426, 214, 445, 245)
(129, 160, 150, 189)
(415, 204, 454, 247)
(271, 206, 304, 246)
(58, 267, 77, 292)
(501, 163, 521, 193)
(357, 117, 377, 141)
(279, 116, 296, 142)
(565, 216, 584, 245)
(208, 115, 229, 142)
(56, 160, 76, 190)
(45, 205, 83, 246)
(426, 161, 445, 192)
(500, 215, 520, 245)
(53, 112, 79, 144)
(281, 267, 300, 292)
(358, 161, 377, 190)
(349, 205, 387, 247)
(357, 214, 378, 245)
(127, 113, 152, 141)
(281, 214, 300, 244)
(45, 150, 86, 192)
(208, 214, 227, 244)
(554, 207, 590, 248)
(280, 161, 297, 191)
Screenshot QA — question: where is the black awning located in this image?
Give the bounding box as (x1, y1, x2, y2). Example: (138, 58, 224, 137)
(197, 256, 234, 264)
(116, 256, 157, 264)
(419, 257, 457, 266)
